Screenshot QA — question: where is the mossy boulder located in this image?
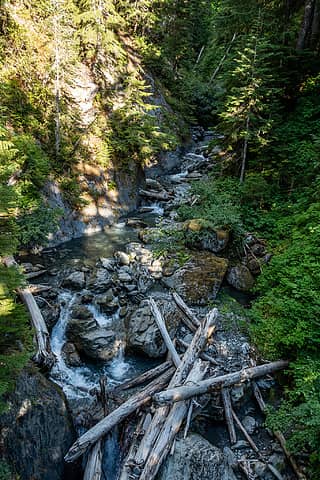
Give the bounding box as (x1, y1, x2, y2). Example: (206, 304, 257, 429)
(162, 251, 228, 305)
(184, 219, 229, 253)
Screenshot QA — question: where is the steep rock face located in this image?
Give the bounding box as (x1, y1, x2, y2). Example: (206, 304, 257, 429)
(157, 434, 237, 480)
(0, 367, 77, 480)
(45, 159, 145, 247)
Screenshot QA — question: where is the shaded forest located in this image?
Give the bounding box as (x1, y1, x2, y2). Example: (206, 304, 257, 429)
(0, 0, 319, 478)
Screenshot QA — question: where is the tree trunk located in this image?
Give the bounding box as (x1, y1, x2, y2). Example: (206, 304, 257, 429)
(297, 0, 316, 49)
(3, 256, 55, 369)
(64, 367, 174, 463)
(172, 292, 200, 330)
(240, 116, 250, 183)
(83, 440, 103, 480)
(154, 360, 289, 405)
(115, 362, 172, 393)
(139, 360, 208, 480)
(149, 298, 180, 368)
(125, 309, 217, 471)
(222, 388, 237, 444)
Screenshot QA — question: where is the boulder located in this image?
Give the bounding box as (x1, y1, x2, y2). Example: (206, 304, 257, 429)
(162, 252, 228, 305)
(227, 265, 255, 292)
(157, 434, 237, 480)
(95, 289, 119, 313)
(66, 305, 121, 361)
(62, 271, 85, 289)
(127, 295, 184, 358)
(114, 251, 131, 266)
(62, 342, 82, 367)
(87, 268, 113, 291)
(184, 219, 229, 253)
(0, 367, 78, 480)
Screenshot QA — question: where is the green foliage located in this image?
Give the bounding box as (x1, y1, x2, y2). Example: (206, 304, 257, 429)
(109, 75, 177, 165)
(0, 461, 15, 480)
(0, 266, 32, 413)
(178, 177, 243, 236)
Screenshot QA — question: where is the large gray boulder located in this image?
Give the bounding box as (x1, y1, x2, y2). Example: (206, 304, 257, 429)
(157, 434, 237, 480)
(162, 252, 228, 305)
(66, 305, 121, 361)
(127, 296, 184, 358)
(0, 367, 78, 480)
(62, 270, 85, 289)
(227, 265, 255, 292)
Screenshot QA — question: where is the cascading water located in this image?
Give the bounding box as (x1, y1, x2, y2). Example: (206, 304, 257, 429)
(50, 291, 97, 398)
(50, 292, 132, 399)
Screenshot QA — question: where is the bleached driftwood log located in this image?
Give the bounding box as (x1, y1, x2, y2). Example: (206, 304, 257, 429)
(231, 409, 284, 480)
(149, 298, 180, 368)
(64, 367, 174, 463)
(119, 413, 151, 480)
(139, 359, 208, 480)
(115, 361, 172, 392)
(25, 269, 47, 279)
(3, 256, 55, 369)
(125, 309, 217, 472)
(154, 360, 289, 405)
(139, 189, 171, 201)
(221, 388, 236, 445)
(83, 440, 103, 480)
(172, 292, 200, 331)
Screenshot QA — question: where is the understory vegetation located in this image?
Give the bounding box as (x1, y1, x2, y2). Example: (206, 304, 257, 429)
(0, 0, 319, 477)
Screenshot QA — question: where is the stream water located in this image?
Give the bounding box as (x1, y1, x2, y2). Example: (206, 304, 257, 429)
(19, 130, 292, 479)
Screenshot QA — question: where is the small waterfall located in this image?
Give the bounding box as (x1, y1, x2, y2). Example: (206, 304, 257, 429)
(50, 292, 132, 399)
(50, 291, 97, 398)
(148, 202, 164, 215)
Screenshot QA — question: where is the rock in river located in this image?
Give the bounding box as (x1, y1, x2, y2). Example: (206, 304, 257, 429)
(157, 434, 237, 480)
(62, 270, 85, 289)
(66, 305, 122, 361)
(162, 252, 228, 305)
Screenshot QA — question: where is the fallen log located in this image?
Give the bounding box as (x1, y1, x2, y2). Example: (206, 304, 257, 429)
(252, 381, 306, 480)
(119, 413, 149, 480)
(154, 360, 289, 405)
(222, 388, 236, 445)
(3, 256, 55, 369)
(25, 269, 47, 279)
(139, 189, 171, 201)
(172, 292, 200, 330)
(64, 367, 175, 463)
(125, 309, 217, 471)
(177, 338, 219, 365)
(232, 409, 284, 480)
(83, 440, 103, 480)
(28, 284, 52, 294)
(114, 361, 172, 392)
(139, 359, 208, 480)
(149, 298, 180, 368)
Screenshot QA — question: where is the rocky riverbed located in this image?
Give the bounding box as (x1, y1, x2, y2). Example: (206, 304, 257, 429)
(1, 129, 294, 480)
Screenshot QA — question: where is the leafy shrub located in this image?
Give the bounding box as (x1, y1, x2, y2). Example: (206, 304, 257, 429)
(178, 177, 243, 237)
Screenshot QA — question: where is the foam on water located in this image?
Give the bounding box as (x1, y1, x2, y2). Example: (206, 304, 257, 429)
(148, 202, 164, 216)
(50, 291, 131, 398)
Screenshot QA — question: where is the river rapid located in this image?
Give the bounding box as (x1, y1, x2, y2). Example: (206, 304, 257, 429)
(18, 129, 293, 480)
